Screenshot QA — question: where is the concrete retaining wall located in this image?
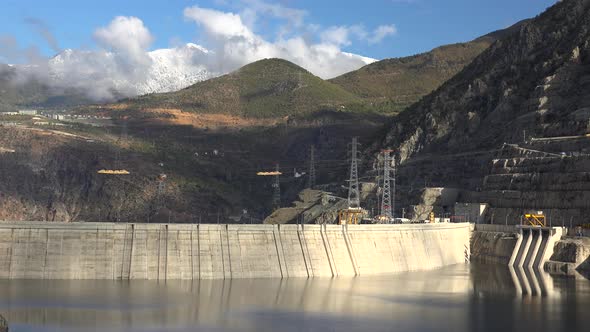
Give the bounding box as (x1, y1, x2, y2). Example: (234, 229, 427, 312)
(0, 222, 470, 280)
(470, 231, 519, 265)
(471, 224, 519, 264)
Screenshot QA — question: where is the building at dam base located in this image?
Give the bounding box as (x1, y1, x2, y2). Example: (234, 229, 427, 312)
(0, 222, 470, 280)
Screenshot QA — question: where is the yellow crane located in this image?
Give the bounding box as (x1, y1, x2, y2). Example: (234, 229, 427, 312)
(339, 208, 363, 225)
(257, 164, 282, 210)
(97, 169, 130, 175)
(524, 211, 546, 227)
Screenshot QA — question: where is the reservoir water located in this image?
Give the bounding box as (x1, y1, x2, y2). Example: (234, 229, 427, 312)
(0, 263, 588, 332)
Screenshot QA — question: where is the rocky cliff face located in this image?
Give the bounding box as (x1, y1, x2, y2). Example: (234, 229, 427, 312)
(381, 0, 590, 162)
(373, 0, 590, 225)
(0, 127, 188, 222)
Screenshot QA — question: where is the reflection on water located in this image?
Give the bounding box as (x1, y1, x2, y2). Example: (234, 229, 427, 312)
(508, 266, 556, 297)
(0, 264, 588, 332)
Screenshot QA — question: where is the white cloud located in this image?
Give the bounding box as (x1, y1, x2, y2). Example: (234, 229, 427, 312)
(8, 17, 212, 101)
(320, 24, 394, 47)
(240, 0, 307, 27)
(2, 3, 396, 102)
(93, 16, 154, 66)
(369, 25, 397, 44)
(320, 26, 352, 46)
(184, 7, 255, 40)
(184, 6, 376, 79)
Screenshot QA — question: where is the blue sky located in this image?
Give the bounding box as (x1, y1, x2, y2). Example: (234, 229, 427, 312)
(2, 0, 557, 60)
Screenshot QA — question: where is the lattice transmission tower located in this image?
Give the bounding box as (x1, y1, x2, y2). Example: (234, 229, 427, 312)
(380, 150, 394, 220)
(272, 164, 281, 210)
(256, 165, 283, 212)
(308, 145, 316, 189)
(347, 137, 361, 209)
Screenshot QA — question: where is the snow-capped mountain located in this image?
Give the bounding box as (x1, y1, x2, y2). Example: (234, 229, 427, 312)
(46, 43, 213, 100)
(141, 43, 212, 95)
(3, 42, 377, 105)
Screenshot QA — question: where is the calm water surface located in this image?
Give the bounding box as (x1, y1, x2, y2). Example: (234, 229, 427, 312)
(0, 263, 589, 332)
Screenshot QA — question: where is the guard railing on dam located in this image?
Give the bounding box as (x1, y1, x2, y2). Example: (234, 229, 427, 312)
(0, 222, 470, 280)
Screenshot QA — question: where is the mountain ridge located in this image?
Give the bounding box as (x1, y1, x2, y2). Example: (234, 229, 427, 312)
(380, 0, 590, 161)
(330, 20, 528, 113)
(121, 58, 363, 119)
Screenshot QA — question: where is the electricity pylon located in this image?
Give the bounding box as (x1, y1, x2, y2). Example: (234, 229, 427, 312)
(392, 154, 397, 220)
(256, 165, 283, 212)
(380, 150, 394, 220)
(308, 145, 316, 189)
(272, 164, 281, 210)
(347, 137, 360, 209)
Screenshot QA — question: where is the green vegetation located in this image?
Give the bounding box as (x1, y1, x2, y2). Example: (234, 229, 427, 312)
(330, 36, 503, 113)
(127, 58, 363, 118)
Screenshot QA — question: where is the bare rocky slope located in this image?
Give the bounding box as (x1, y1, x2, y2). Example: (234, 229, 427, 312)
(377, 0, 590, 225)
(381, 0, 590, 160)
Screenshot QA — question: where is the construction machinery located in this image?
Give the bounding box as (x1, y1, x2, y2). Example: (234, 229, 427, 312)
(524, 211, 546, 227)
(97, 169, 130, 175)
(338, 208, 363, 225)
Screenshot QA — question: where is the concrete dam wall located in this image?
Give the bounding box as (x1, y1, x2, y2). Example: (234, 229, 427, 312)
(470, 225, 520, 265)
(470, 224, 564, 268)
(0, 222, 470, 280)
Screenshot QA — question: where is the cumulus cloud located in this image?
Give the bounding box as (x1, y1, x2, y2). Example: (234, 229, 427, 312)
(184, 7, 255, 40)
(184, 6, 378, 78)
(320, 26, 352, 46)
(93, 16, 154, 67)
(5, 16, 211, 101)
(51, 16, 159, 100)
(2, 2, 397, 102)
